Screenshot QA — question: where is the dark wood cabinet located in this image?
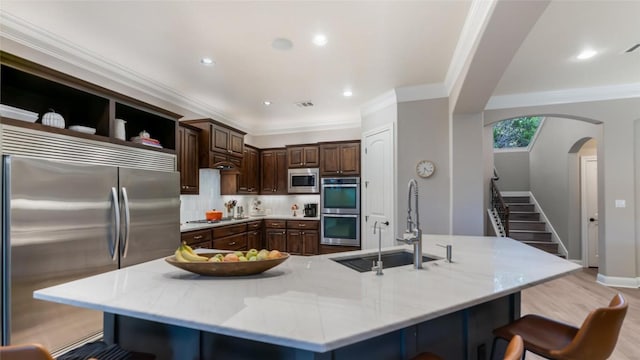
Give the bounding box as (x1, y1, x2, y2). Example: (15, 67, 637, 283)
(181, 229, 213, 249)
(178, 123, 200, 194)
(211, 223, 248, 251)
(319, 141, 360, 176)
(0, 52, 180, 153)
(286, 220, 319, 256)
(246, 220, 263, 249)
(260, 148, 287, 194)
(265, 220, 287, 251)
(287, 145, 319, 168)
(181, 119, 245, 169)
(239, 145, 259, 193)
(319, 244, 361, 254)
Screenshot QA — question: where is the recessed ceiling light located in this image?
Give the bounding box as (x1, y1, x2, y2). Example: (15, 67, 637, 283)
(313, 34, 328, 47)
(263, 101, 271, 106)
(200, 57, 214, 66)
(343, 90, 353, 97)
(576, 49, 597, 60)
(272, 38, 293, 51)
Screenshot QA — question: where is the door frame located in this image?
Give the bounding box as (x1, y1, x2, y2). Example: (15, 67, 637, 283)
(580, 155, 597, 268)
(361, 123, 396, 250)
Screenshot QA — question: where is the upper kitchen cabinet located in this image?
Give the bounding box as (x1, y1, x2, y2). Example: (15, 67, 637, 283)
(287, 145, 319, 168)
(239, 145, 260, 193)
(261, 148, 287, 194)
(0, 52, 181, 153)
(177, 123, 200, 194)
(182, 119, 246, 169)
(319, 141, 360, 176)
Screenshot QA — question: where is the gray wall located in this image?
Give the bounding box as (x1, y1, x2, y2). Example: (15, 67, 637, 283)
(529, 117, 601, 259)
(246, 127, 361, 149)
(493, 151, 530, 191)
(397, 98, 450, 235)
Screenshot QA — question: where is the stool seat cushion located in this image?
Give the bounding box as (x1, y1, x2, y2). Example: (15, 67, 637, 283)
(494, 314, 579, 358)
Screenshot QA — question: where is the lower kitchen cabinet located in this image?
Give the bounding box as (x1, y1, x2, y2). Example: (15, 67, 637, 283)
(246, 220, 263, 249)
(181, 229, 212, 249)
(286, 220, 319, 256)
(264, 219, 287, 251)
(319, 244, 360, 254)
(213, 233, 247, 251)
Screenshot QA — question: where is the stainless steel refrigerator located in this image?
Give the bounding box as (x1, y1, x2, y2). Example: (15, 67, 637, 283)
(1, 155, 179, 353)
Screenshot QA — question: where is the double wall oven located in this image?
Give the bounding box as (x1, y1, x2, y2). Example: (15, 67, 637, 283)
(321, 177, 360, 247)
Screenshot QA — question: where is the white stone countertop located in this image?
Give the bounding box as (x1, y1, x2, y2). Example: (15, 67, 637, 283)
(180, 215, 321, 232)
(34, 235, 579, 353)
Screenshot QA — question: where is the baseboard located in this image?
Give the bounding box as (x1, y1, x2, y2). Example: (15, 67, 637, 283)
(596, 273, 640, 288)
(569, 259, 583, 266)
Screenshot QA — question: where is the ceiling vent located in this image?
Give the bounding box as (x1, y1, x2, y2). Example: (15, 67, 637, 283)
(295, 101, 314, 108)
(625, 43, 640, 53)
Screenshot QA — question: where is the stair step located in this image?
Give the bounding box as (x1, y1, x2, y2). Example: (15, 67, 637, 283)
(503, 196, 530, 204)
(508, 203, 535, 212)
(520, 240, 559, 253)
(509, 221, 546, 231)
(509, 230, 552, 241)
(510, 212, 540, 221)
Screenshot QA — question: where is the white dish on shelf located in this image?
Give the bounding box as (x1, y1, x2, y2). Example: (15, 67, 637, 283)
(0, 104, 38, 123)
(68, 125, 97, 135)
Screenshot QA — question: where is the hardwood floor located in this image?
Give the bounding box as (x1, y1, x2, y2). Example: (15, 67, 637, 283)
(520, 268, 639, 360)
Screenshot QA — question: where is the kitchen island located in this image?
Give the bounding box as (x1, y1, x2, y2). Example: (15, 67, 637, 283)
(34, 235, 579, 360)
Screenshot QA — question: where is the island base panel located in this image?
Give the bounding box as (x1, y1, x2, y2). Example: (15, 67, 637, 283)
(102, 293, 519, 360)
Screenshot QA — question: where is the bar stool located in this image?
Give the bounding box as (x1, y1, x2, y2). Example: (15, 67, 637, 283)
(492, 293, 627, 360)
(0, 343, 56, 360)
(412, 335, 524, 360)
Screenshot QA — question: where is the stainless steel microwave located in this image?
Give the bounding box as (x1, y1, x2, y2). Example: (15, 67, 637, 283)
(288, 168, 320, 193)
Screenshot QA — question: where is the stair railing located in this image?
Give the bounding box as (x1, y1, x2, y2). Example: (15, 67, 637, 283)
(490, 177, 510, 237)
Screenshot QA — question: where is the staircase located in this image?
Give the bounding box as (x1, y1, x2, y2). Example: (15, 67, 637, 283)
(503, 195, 562, 256)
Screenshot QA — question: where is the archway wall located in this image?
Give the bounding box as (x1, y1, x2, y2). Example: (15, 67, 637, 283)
(485, 97, 640, 284)
(528, 118, 600, 259)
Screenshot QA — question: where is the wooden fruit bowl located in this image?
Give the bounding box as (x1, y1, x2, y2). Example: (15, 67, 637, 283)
(165, 252, 289, 276)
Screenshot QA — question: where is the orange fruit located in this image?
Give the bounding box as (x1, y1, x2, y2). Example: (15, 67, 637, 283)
(224, 253, 239, 262)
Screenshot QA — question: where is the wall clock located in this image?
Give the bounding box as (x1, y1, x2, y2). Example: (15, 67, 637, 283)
(416, 160, 435, 178)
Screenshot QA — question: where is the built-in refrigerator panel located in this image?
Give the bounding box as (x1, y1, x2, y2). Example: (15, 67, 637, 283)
(117, 167, 179, 268)
(1, 156, 119, 350)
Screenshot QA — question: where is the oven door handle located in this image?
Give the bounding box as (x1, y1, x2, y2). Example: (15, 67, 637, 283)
(322, 214, 359, 218)
(322, 184, 358, 188)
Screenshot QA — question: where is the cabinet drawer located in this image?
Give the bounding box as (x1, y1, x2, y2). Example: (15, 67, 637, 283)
(287, 220, 319, 230)
(213, 233, 247, 251)
(246, 220, 263, 230)
(265, 220, 286, 229)
(189, 240, 212, 250)
(181, 229, 212, 246)
(212, 223, 247, 238)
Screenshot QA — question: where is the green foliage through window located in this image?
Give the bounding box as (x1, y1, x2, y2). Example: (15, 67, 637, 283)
(493, 116, 542, 149)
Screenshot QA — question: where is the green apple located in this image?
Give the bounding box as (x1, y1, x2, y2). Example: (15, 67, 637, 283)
(246, 249, 259, 258)
(214, 253, 224, 260)
(238, 256, 248, 262)
(249, 256, 257, 261)
(234, 251, 244, 258)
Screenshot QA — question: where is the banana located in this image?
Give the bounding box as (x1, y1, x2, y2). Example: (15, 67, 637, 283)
(174, 248, 188, 263)
(179, 245, 208, 262)
(182, 242, 196, 255)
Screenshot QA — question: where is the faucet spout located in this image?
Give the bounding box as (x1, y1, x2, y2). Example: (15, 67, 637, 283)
(397, 179, 423, 269)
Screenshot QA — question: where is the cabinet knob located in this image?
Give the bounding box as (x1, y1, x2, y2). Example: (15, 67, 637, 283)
(193, 235, 203, 240)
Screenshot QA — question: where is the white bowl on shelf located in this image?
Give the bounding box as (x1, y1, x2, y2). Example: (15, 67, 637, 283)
(68, 125, 97, 135)
(0, 104, 38, 123)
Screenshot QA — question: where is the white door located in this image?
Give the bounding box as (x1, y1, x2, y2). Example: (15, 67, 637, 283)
(581, 156, 598, 267)
(362, 124, 394, 250)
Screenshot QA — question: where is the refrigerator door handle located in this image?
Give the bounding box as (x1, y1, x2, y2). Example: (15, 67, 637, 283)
(110, 187, 120, 261)
(121, 187, 131, 258)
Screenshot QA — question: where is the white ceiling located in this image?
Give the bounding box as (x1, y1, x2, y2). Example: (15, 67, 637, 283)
(1, 1, 638, 134)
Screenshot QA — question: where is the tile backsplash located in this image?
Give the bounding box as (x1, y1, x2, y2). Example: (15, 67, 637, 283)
(180, 169, 320, 222)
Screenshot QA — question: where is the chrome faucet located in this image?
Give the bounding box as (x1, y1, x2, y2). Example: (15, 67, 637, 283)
(372, 220, 389, 275)
(397, 179, 423, 269)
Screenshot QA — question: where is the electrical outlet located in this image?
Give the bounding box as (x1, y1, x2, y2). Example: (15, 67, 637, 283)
(615, 200, 626, 208)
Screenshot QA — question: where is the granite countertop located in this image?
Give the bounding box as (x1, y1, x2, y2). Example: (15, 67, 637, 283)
(180, 215, 321, 232)
(34, 235, 579, 353)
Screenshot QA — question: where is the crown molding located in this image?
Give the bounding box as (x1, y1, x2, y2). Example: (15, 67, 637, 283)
(486, 83, 640, 110)
(443, 0, 497, 95)
(395, 83, 448, 103)
(360, 89, 397, 117)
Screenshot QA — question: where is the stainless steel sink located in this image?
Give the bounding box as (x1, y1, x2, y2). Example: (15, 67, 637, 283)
(332, 250, 439, 273)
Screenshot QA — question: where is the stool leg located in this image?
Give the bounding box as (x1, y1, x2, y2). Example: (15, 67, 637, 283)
(489, 337, 498, 360)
